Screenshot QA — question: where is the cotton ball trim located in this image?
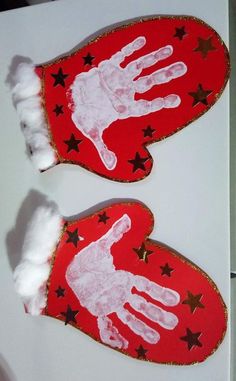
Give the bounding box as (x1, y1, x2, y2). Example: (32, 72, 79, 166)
(11, 62, 57, 171)
(13, 204, 62, 315)
(23, 206, 62, 264)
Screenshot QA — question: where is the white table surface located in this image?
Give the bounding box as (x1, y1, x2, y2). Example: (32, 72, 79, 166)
(0, 0, 230, 380)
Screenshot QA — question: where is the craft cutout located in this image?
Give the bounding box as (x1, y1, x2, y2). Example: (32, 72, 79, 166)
(12, 16, 229, 181)
(14, 201, 227, 364)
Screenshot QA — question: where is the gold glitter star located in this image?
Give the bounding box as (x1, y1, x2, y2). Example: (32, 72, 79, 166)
(180, 328, 202, 350)
(64, 134, 82, 153)
(135, 344, 148, 359)
(51, 67, 68, 87)
(83, 52, 95, 66)
(182, 291, 205, 313)
(53, 104, 64, 116)
(98, 212, 110, 224)
(188, 84, 212, 106)
(194, 36, 216, 58)
(66, 228, 81, 247)
(55, 286, 65, 298)
(61, 305, 79, 325)
(174, 26, 187, 41)
(133, 242, 153, 263)
(142, 125, 155, 138)
(128, 152, 149, 172)
(160, 263, 174, 277)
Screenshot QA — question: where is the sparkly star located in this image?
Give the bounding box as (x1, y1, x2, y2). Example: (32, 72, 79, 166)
(194, 37, 216, 58)
(180, 328, 202, 350)
(53, 104, 64, 116)
(128, 152, 149, 172)
(160, 263, 174, 277)
(182, 291, 205, 313)
(64, 134, 82, 153)
(55, 286, 65, 298)
(142, 125, 155, 138)
(174, 26, 187, 40)
(66, 228, 81, 248)
(188, 84, 212, 106)
(51, 67, 68, 87)
(135, 344, 148, 359)
(98, 212, 110, 224)
(83, 53, 95, 66)
(133, 242, 153, 263)
(61, 305, 79, 325)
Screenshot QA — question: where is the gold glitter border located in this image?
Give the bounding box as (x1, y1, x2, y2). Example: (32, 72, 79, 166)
(43, 200, 227, 365)
(44, 220, 68, 312)
(40, 69, 61, 166)
(37, 14, 230, 182)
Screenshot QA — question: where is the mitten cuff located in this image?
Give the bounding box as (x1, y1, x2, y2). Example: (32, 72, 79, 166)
(11, 63, 57, 171)
(13, 204, 63, 315)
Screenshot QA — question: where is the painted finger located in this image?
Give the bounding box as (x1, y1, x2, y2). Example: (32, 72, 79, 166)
(134, 275, 180, 306)
(99, 214, 131, 250)
(128, 95, 181, 117)
(128, 294, 178, 330)
(110, 36, 146, 65)
(97, 316, 128, 349)
(117, 308, 160, 344)
(134, 61, 187, 93)
(126, 45, 173, 79)
(96, 144, 117, 170)
(75, 123, 117, 171)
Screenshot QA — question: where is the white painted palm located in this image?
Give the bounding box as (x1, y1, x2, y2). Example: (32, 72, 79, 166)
(66, 214, 180, 350)
(69, 36, 187, 170)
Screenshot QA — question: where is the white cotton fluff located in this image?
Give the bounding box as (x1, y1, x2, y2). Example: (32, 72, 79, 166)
(27, 288, 49, 316)
(13, 205, 62, 316)
(11, 62, 57, 171)
(12, 63, 41, 101)
(17, 97, 43, 128)
(14, 262, 50, 298)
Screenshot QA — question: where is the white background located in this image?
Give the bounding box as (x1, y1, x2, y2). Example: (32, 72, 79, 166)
(0, 0, 230, 380)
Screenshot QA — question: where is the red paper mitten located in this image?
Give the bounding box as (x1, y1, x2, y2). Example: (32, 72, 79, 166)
(12, 16, 229, 181)
(14, 201, 227, 365)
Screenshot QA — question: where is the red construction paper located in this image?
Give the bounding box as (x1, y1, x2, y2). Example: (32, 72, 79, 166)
(44, 202, 227, 364)
(36, 16, 229, 181)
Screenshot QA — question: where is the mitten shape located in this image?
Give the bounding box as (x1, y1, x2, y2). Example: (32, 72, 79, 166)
(14, 201, 227, 365)
(12, 16, 229, 181)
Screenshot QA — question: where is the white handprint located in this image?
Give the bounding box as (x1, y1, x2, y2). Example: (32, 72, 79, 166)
(65, 214, 180, 349)
(68, 36, 187, 170)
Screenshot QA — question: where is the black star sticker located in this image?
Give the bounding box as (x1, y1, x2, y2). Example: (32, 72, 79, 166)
(98, 212, 110, 224)
(180, 328, 203, 350)
(64, 134, 82, 153)
(83, 53, 95, 66)
(133, 242, 153, 263)
(182, 291, 205, 314)
(61, 305, 79, 325)
(55, 286, 65, 298)
(66, 228, 80, 248)
(194, 37, 216, 58)
(128, 152, 149, 172)
(135, 344, 148, 359)
(142, 125, 155, 138)
(51, 67, 68, 87)
(188, 84, 212, 106)
(160, 263, 174, 277)
(231, 272, 236, 279)
(174, 26, 187, 40)
(53, 104, 64, 116)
